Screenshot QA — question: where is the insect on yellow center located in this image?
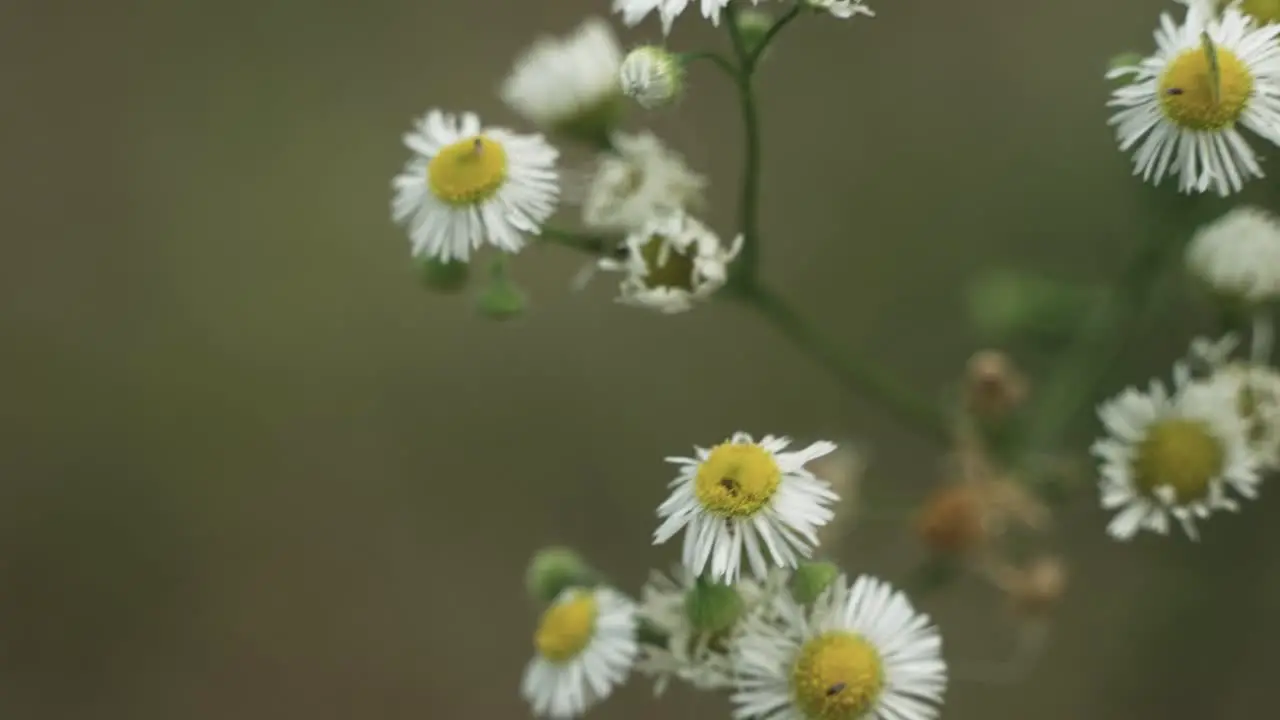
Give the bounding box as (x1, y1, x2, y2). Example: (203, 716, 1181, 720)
(533, 592, 598, 663)
(693, 442, 782, 517)
(1243, 0, 1280, 26)
(791, 631, 886, 720)
(1158, 45, 1254, 131)
(427, 135, 508, 206)
(638, 234, 696, 291)
(1132, 418, 1224, 503)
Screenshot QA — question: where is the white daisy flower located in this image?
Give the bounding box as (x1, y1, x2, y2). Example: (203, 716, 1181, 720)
(1106, 4, 1280, 196)
(804, 0, 876, 19)
(521, 586, 639, 719)
(613, 0, 733, 34)
(636, 565, 789, 695)
(731, 574, 948, 720)
(654, 433, 839, 583)
(619, 46, 684, 110)
(1202, 361, 1280, 470)
(582, 131, 706, 233)
(1186, 205, 1280, 302)
(1092, 364, 1262, 540)
(391, 110, 560, 263)
(500, 18, 625, 146)
(597, 211, 742, 313)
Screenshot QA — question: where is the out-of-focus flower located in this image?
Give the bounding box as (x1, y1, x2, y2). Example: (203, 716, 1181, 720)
(1093, 365, 1261, 540)
(1186, 205, 1280, 304)
(582, 132, 706, 233)
(521, 587, 638, 718)
(501, 18, 625, 147)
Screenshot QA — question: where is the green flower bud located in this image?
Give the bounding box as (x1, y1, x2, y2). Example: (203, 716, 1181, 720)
(967, 269, 1107, 351)
(685, 577, 745, 635)
(790, 561, 839, 604)
(418, 257, 469, 293)
(734, 9, 774, 59)
(476, 258, 527, 321)
(525, 546, 597, 604)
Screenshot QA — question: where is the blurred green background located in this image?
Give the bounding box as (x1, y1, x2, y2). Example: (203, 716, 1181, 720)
(2, 0, 1279, 717)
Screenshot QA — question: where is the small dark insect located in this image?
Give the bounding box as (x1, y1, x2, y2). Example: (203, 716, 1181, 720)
(719, 477, 739, 495)
(826, 683, 847, 697)
(473, 137, 485, 153)
(1166, 87, 1185, 96)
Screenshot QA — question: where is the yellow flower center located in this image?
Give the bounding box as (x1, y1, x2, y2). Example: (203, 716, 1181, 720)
(1158, 46, 1253, 131)
(693, 442, 782, 517)
(638, 235, 696, 291)
(1243, 0, 1280, 25)
(533, 592, 597, 663)
(1132, 418, 1224, 503)
(791, 631, 885, 720)
(427, 135, 508, 206)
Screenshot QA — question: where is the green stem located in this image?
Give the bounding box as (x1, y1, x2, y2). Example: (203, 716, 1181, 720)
(679, 51, 739, 80)
(748, 4, 803, 67)
(724, 4, 766, 288)
(539, 227, 616, 255)
(737, 284, 950, 443)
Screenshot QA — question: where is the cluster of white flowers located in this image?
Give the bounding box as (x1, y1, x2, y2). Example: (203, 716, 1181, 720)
(519, 433, 948, 720)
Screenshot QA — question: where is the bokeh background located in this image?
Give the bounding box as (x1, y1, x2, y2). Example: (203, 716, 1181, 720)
(3, 0, 1279, 717)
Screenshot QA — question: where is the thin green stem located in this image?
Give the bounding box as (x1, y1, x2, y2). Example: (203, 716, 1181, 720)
(737, 284, 951, 443)
(539, 227, 616, 255)
(679, 51, 739, 80)
(724, 4, 765, 288)
(748, 4, 803, 67)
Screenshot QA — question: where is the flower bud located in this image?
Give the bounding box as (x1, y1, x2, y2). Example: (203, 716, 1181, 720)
(418, 257, 469, 293)
(476, 258, 527, 321)
(915, 484, 985, 555)
(790, 561, 839, 604)
(734, 9, 774, 58)
(525, 546, 597, 604)
(619, 46, 684, 110)
(684, 577, 744, 634)
(995, 556, 1067, 618)
(964, 350, 1028, 423)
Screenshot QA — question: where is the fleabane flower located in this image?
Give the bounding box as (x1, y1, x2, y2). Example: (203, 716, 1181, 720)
(619, 46, 684, 109)
(392, 110, 559, 263)
(597, 211, 742, 313)
(636, 565, 788, 695)
(500, 18, 625, 147)
(654, 433, 839, 583)
(521, 587, 639, 719)
(1203, 361, 1280, 470)
(582, 132, 706, 232)
(614, 0, 732, 34)
(731, 574, 948, 720)
(1092, 365, 1262, 540)
(1186, 205, 1280, 303)
(1106, 4, 1280, 196)
(805, 0, 876, 19)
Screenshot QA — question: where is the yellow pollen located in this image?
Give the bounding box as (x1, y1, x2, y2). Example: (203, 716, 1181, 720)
(1132, 418, 1224, 503)
(1243, 0, 1280, 25)
(791, 631, 885, 720)
(693, 442, 782, 517)
(1158, 46, 1253, 131)
(533, 592, 597, 663)
(427, 135, 508, 206)
(638, 235, 696, 291)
